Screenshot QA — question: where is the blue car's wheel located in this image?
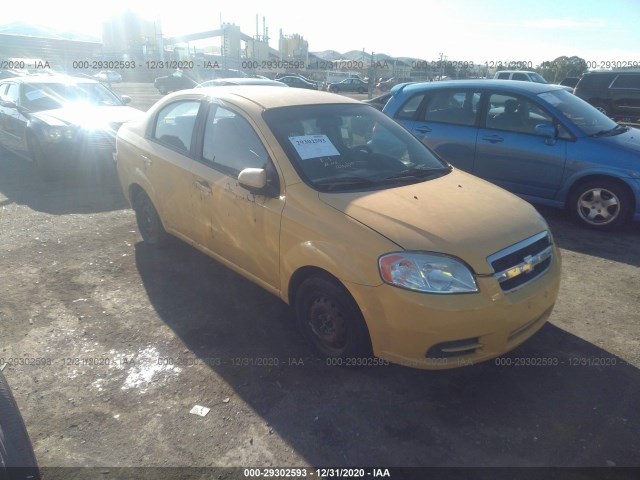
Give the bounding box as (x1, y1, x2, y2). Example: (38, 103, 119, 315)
(569, 179, 631, 230)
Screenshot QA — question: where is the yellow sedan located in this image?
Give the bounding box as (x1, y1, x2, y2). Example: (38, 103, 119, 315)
(116, 86, 561, 369)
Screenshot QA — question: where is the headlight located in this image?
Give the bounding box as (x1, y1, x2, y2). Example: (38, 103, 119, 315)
(46, 126, 74, 141)
(379, 252, 478, 294)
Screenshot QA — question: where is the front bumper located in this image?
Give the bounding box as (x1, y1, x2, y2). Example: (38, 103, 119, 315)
(346, 247, 561, 370)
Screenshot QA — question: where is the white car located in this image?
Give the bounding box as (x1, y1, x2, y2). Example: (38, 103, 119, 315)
(94, 70, 122, 83)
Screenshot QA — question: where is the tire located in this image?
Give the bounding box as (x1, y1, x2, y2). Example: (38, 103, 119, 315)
(0, 371, 41, 479)
(568, 179, 632, 230)
(357, 87, 365, 94)
(592, 102, 609, 117)
(295, 275, 372, 360)
(133, 190, 170, 246)
(28, 137, 57, 182)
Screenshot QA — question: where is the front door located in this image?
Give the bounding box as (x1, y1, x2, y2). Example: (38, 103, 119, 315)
(189, 104, 284, 290)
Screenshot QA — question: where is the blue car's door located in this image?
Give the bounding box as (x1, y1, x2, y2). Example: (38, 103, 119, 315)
(474, 92, 568, 199)
(392, 89, 481, 172)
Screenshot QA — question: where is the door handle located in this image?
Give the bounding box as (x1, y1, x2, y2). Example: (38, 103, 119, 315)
(482, 135, 504, 143)
(141, 155, 152, 167)
(414, 125, 432, 134)
(194, 180, 212, 195)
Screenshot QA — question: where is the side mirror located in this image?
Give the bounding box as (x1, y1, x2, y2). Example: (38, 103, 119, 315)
(120, 95, 132, 105)
(238, 167, 269, 194)
(0, 99, 18, 109)
(534, 124, 557, 145)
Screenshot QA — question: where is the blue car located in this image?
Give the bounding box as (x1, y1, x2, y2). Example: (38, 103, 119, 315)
(380, 80, 640, 230)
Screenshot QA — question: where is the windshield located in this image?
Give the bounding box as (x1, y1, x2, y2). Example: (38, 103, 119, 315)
(530, 73, 548, 84)
(21, 82, 123, 111)
(537, 89, 618, 136)
(264, 103, 450, 192)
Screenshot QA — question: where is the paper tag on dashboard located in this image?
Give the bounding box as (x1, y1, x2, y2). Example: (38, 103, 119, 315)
(289, 135, 340, 160)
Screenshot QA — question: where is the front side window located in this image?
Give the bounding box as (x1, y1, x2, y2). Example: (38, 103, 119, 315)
(264, 103, 450, 192)
(485, 93, 553, 135)
(153, 100, 200, 153)
(512, 73, 528, 81)
(202, 105, 271, 175)
(420, 90, 480, 126)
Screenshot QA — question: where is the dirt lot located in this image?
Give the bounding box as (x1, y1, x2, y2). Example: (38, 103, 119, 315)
(1, 83, 639, 476)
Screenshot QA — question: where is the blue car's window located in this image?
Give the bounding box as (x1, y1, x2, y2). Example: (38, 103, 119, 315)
(536, 89, 617, 136)
(485, 94, 553, 135)
(264, 103, 450, 192)
(421, 90, 481, 126)
(395, 93, 425, 120)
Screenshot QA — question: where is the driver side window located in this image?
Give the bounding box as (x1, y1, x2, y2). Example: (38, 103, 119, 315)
(202, 105, 271, 176)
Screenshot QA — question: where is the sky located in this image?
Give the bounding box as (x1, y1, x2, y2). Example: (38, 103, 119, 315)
(4, 0, 640, 65)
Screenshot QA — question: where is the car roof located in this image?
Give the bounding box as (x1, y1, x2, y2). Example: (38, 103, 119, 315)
(197, 78, 286, 87)
(183, 85, 361, 109)
(0, 74, 100, 85)
(392, 79, 564, 96)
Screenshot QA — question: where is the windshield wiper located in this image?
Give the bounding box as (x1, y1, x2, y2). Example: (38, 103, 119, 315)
(383, 165, 451, 182)
(314, 176, 378, 190)
(590, 124, 630, 137)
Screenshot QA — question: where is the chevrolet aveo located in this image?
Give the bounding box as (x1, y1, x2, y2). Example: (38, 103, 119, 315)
(116, 86, 561, 369)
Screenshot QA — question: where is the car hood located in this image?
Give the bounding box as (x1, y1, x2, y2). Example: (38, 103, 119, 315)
(318, 169, 548, 275)
(32, 105, 143, 130)
(598, 127, 640, 155)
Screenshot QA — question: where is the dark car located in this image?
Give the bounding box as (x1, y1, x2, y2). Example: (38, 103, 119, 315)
(560, 77, 580, 89)
(196, 77, 287, 88)
(277, 75, 318, 90)
(573, 70, 640, 121)
(0, 75, 142, 179)
(328, 77, 368, 93)
(382, 80, 640, 230)
(154, 70, 198, 94)
(363, 92, 391, 111)
(1, 370, 41, 479)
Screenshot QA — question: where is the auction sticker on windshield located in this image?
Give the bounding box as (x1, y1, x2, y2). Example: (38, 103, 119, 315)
(289, 135, 340, 160)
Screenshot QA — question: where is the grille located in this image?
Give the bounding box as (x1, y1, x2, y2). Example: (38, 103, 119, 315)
(488, 231, 553, 292)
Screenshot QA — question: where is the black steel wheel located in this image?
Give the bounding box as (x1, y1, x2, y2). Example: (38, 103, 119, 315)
(133, 190, 169, 246)
(295, 275, 372, 360)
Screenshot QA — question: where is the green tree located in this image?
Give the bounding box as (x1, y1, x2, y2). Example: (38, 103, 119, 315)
(538, 56, 588, 83)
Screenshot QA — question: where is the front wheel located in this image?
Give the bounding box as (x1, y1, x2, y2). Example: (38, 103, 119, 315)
(133, 190, 170, 246)
(28, 137, 57, 182)
(295, 275, 372, 360)
(592, 102, 609, 117)
(0, 371, 41, 479)
(568, 180, 631, 230)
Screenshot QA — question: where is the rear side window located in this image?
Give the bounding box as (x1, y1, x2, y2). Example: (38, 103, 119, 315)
(496, 72, 510, 80)
(579, 73, 616, 90)
(512, 73, 528, 81)
(153, 100, 200, 154)
(420, 90, 480, 126)
(610, 74, 640, 89)
(395, 93, 425, 119)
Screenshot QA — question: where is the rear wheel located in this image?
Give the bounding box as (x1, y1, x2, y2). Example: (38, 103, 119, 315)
(133, 190, 169, 246)
(358, 87, 365, 94)
(568, 179, 631, 230)
(0, 371, 41, 479)
(295, 275, 372, 360)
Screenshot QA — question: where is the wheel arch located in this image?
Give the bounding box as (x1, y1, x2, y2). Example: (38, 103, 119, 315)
(287, 266, 347, 308)
(565, 173, 636, 210)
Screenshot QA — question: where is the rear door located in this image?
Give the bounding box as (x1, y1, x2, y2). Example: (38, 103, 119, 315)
(144, 99, 203, 238)
(475, 92, 567, 199)
(391, 88, 481, 172)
